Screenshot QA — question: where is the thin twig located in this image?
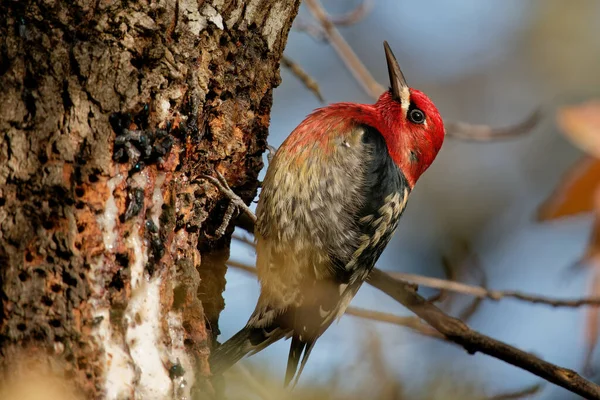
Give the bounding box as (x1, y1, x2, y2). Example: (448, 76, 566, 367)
(328, 0, 375, 26)
(444, 109, 543, 142)
(345, 307, 443, 339)
(486, 383, 544, 400)
(281, 56, 325, 103)
(231, 233, 255, 248)
(368, 268, 600, 399)
(304, 0, 385, 99)
(391, 271, 600, 308)
(456, 250, 487, 321)
(292, 17, 326, 41)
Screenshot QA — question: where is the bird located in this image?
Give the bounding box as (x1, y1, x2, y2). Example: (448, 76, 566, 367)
(210, 41, 445, 388)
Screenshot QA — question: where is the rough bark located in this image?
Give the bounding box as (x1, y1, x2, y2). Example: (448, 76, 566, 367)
(0, 1, 299, 398)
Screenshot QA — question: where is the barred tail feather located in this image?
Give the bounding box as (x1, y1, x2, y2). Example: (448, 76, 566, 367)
(284, 335, 316, 388)
(210, 325, 287, 376)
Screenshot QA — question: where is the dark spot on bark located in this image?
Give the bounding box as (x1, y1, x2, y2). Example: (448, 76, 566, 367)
(75, 201, 84, 209)
(145, 219, 158, 233)
(124, 188, 145, 221)
(18, 271, 28, 282)
(34, 268, 47, 278)
(134, 103, 150, 129)
(0, 198, 5, 206)
(109, 270, 124, 291)
(88, 172, 99, 182)
(220, 91, 233, 101)
(77, 224, 85, 233)
(23, 73, 37, 119)
(130, 55, 144, 69)
(42, 219, 53, 229)
(115, 252, 129, 268)
(129, 161, 145, 176)
(46, 255, 54, 264)
(50, 319, 61, 328)
(41, 296, 53, 306)
(39, 151, 48, 164)
(146, 262, 155, 276)
(92, 316, 104, 326)
(148, 233, 165, 262)
(0, 47, 9, 76)
(75, 187, 85, 197)
(62, 79, 73, 110)
(25, 252, 33, 262)
(169, 362, 185, 379)
(51, 283, 62, 293)
(17, 323, 26, 332)
(33, 328, 47, 341)
(62, 271, 78, 287)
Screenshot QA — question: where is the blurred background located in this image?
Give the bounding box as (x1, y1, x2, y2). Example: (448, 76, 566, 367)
(219, 1, 600, 398)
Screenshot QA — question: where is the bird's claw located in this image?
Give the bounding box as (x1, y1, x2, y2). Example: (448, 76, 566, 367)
(266, 145, 277, 164)
(202, 171, 257, 230)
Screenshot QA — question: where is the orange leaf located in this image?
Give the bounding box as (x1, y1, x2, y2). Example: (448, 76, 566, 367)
(537, 156, 600, 221)
(557, 100, 600, 157)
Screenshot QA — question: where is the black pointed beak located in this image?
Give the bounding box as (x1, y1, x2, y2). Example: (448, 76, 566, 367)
(383, 41, 409, 103)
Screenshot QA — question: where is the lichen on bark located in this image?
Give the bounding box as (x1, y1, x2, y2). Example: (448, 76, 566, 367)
(0, 0, 300, 398)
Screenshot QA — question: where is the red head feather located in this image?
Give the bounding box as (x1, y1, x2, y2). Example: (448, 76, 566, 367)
(278, 42, 444, 188)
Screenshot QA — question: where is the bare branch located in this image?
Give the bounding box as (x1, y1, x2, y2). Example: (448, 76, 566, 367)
(292, 17, 327, 41)
(444, 109, 543, 142)
(368, 268, 600, 399)
(345, 306, 443, 339)
(231, 233, 255, 248)
(392, 271, 600, 308)
(304, 0, 386, 99)
(487, 383, 544, 400)
(281, 56, 325, 103)
(328, 0, 375, 26)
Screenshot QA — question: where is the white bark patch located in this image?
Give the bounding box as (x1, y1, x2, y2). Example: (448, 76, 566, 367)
(179, 0, 224, 34)
(167, 313, 194, 399)
(125, 277, 171, 400)
(122, 171, 171, 399)
(90, 170, 196, 399)
(92, 173, 136, 400)
(263, 1, 286, 50)
(179, 0, 204, 35)
(244, 0, 264, 25)
(151, 173, 166, 229)
(202, 4, 224, 30)
(226, 3, 244, 28)
(95, 307, 136, 400)
(97, 174, 124, 251)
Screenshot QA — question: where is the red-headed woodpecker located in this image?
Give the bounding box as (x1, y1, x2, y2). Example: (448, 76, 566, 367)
(210, 41, 445, 387)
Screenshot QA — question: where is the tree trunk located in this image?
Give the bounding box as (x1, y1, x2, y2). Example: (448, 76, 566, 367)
(0, 1, 299, 398)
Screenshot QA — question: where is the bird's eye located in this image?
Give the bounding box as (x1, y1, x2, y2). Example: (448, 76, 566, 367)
(408, 109, 425, 124)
